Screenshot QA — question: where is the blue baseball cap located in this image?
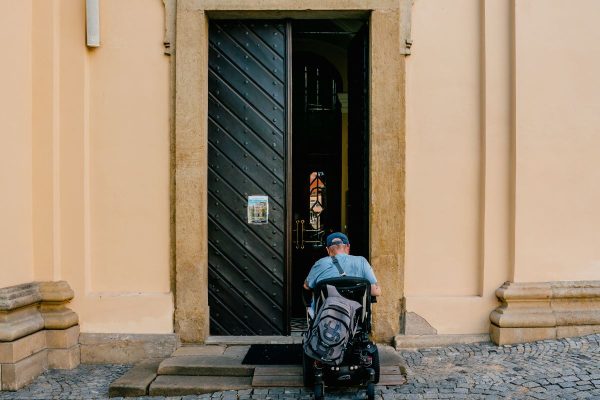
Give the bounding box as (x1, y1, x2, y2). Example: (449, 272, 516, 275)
(326, 232, 349, 247)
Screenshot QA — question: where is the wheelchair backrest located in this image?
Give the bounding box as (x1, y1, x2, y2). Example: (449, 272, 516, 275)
(313, 277, 372, 326)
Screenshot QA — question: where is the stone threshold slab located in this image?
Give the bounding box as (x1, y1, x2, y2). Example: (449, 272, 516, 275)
(158, 355, 255, 376)
(205, 336, 303, 345)
(394, 334, 491, 349)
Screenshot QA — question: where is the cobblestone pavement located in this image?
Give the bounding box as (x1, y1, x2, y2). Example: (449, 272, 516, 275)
(1, 334, 600, 399)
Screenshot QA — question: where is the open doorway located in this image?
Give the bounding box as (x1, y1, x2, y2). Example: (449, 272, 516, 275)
(289, 20, 370, 332)
(205, 19, 369, 336)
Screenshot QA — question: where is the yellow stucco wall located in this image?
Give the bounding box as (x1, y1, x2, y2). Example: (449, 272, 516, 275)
(512, 0, 600, 283)
(2, 0, 600, 336)
(0, 0, 34, 288)
(1, 0, 173, 333)
(405, 0, 600, 334)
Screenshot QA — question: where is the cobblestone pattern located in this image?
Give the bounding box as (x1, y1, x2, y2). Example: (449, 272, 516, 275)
(397, 334, 600, 399)
(1, 334, 600, 399)
(0, 364, 131, 400)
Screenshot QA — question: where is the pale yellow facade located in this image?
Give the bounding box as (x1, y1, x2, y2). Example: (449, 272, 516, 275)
(2, 0, 600, 341)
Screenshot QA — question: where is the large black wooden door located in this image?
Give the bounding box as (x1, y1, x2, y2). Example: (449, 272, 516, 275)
(207, 21, 288, 335)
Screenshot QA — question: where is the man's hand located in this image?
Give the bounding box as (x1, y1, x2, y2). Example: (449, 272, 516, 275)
(370, 283, 381, 297)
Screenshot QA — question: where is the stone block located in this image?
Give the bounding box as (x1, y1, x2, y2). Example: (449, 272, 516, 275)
(48, 344, 80, 369)
(39, 307, 78, 330)
(38, 281, 78, 330)
(38, 281, 74, 303)
(490, 324, 556, 345)
(378, 344, 406, 366)
(252, 366, 304, 389)
(394, 334, 490, 349)
(222, 345, 250, 360)
(149, 375, 252, 396)
(80, 333, 178, 364)
(108, 358, 162, 397)
(0, 283, 41, 312)
(252, 374, 303, 387)
(46, 325, 80, 349)
(0, 349, 48, 391)
(0, 305, 45, 342)
(172, 345, 225, 356)
(556, 325, 600, 338)
(0, 330, 46, 364)
(157, 355, 254, 376)
(205, 336, 302, 345)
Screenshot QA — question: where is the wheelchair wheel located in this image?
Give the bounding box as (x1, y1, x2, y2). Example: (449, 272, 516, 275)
(371, 346, 380, 384)
(302, 352, 314, 386)
(366, 382, 375, 400)
(314, 382, 324, 400)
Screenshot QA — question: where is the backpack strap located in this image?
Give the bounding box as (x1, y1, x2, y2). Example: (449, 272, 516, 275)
(330, 256, 346, 277)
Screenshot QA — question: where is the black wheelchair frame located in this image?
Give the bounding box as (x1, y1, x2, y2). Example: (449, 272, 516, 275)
(302, 277, 379, 400)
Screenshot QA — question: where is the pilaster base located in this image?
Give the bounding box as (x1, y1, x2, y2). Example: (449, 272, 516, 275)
(490, 281, 600, 345)
(48, 345, 80, 369)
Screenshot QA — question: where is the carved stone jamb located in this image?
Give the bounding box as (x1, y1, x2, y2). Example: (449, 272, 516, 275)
(399, 0, 414, 55)
(38, 281, 78, 330)
(163, 0, 177, 55)
(171, 2, 407, 343)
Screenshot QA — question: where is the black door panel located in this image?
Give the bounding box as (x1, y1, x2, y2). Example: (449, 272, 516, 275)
(208, 20, 287, 335)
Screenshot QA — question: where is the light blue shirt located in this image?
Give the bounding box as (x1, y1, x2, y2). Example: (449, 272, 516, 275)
(305, 254, 377, 289)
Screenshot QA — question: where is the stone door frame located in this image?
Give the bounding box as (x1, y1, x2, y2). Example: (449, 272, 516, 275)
(171, 0, 406, 343)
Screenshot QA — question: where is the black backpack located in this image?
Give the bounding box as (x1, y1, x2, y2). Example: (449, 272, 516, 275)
(304, 257, 362, 365)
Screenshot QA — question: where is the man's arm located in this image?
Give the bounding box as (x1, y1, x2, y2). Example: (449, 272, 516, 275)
(360, 257, 381, 296)
(370, 283, 381, 297)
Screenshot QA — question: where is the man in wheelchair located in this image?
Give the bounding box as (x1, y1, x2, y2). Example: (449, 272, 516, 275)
(303, 232, 381, 298)
(302, 232, 382, 400)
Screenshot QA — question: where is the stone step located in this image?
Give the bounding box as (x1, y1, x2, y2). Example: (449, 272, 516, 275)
(109, 344, 407, 397)
(378, 344, 405, 366)
(109, 358, 163, 397)
(252, 366, 304, 387)
(149, 375, 253, 396)
(158, 355, 255, 376)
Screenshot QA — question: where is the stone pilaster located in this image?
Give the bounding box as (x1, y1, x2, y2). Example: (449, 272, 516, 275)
(490, 281, 600, 345)
(0, 283, 46, 391)
(38, 281, 78, 330)
(38, 281, 80, 370)
(0, 281, 80, 391)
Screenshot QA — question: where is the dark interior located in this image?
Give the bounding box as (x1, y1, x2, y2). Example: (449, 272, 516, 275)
(290, 20, 370, 321)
